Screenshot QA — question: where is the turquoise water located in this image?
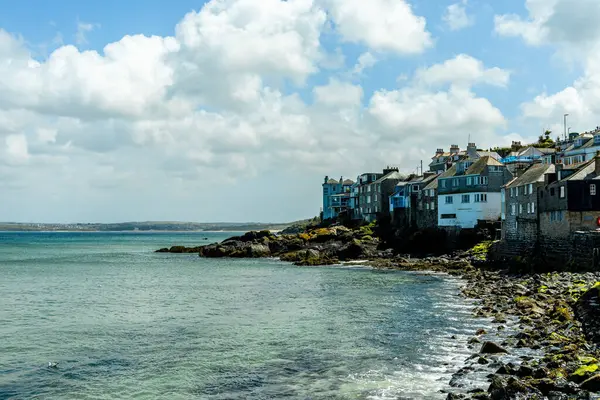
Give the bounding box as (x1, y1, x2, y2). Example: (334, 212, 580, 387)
(0, 232, 483, 399)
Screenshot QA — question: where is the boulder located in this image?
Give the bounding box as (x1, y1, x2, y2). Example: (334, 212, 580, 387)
(247, 244, 270, 258)
(481, 341, 509, 354)
(574, 283, 600, 344)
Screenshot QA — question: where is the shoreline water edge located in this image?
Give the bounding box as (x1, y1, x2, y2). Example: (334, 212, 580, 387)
(157, 225, 600, 399)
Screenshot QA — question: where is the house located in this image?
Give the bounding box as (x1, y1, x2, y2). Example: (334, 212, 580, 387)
(539, 153, 600, 237)
(416, 174, 439, 229)
(501, 146, 556, 174)
(429, 145, 462, 173)
(322, 176, 354, 220)
(501, 163, 555, 245)
(437, 156, 513, 229)
(556, 129, 600, 167)
(360, 169, 404, 222)
(355, 172, 384, 220)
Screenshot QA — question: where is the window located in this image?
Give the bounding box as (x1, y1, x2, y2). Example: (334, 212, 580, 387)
(367, 186, 371, 192)
(481, 176, 488, 185)
(445, 196, 453, 204)
(441, 213, 456, 219)
(481, 193, 487, 202)
(425, 203, 430, 210)
(367, 196, 371, 204)
(453, 178, 458, 187)
(430, 201, 435, 210)
(519, 204, 523, 214)
(467, 177, 473, 186)
(462, 194, 470, 203)
(559, 186, 565, 198)
(531, 202, 535, 214)
(474, 194, 479, 202)
(510, 187, 514, 197)
(324, 188, 329, 195)
(527, 203, 531, 214)
(591, 184, 597, 196)
(528, 184, 533, 195)
(441, 180, 447, 188)
(511, 204, 516, 216)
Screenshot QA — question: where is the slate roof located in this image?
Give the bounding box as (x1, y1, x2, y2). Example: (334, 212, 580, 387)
(423, 175, 439, 190)
(465, 156, 503, 175)
(372, 171, 406, 184)
(439, 164, 458, 178)
(563, 159, 600, 181)
(505, 163, 555, 187)
(342, 179, 355, 185)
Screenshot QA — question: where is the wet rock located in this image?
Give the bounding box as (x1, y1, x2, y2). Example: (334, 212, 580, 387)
(481, 341, 509, 354)
(580, 374, 600, 392)
(574, 284, 600, 344)
(477, 357, 490, 365)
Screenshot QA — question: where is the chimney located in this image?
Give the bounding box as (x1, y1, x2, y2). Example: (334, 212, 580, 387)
(423, 171, 436, 179)
(467, 142, 477, 158)
(383, 166, 399, 175)
(324, 176, 329, 184)
(435, 148, 444, 156)
(595, 151, 600, 176)
(339, 176, 343, 184)
(450, 144, 459, 154)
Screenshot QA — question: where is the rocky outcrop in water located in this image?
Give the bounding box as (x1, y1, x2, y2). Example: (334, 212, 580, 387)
(156, 227, 381, 266)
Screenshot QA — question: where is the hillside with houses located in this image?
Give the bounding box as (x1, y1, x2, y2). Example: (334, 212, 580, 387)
(322, 128, 600, 269)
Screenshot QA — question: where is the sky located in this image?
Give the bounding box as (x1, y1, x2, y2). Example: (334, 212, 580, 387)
(1, 0, 599, 223)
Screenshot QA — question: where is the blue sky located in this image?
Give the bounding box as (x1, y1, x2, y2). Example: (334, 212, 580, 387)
(0, 0, 597, 222)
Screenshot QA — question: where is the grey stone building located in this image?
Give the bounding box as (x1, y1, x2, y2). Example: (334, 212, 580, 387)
(361, 170, 404, 222)
(501, 163, 555, 247)
(416, 174, 439, 229)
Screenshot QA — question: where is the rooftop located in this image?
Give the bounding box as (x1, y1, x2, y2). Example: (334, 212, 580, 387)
(505, 163, 555, 187)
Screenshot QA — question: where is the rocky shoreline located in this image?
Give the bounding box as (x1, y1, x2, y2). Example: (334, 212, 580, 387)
(156, 227, 600, 399)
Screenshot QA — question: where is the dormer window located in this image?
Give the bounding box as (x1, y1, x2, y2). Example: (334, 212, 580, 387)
(595, 134, 600, 145)
(575, 139, 583, 147)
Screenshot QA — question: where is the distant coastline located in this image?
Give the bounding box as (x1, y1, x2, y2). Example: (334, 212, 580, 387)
(0, 220, 308, 233)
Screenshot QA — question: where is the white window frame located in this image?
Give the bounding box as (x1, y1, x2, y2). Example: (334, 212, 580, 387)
(519, 204, 523, 214)
(430, 201, 435, 209)
(511, 204, 516, 216)
(462, 194, 470, 203)
(445, 196, 453, 204)
(441, 180, 447, 188)
(481, 193, 487, 202)
(531, 202, 535, 214)
(481, 176, 488, 185)
(510, 187, 514, 197)
(527, 203, 531, 214)
(591, 184, 597, 196)
(467, 177, 472, 186)
(559, 186, 565, 198)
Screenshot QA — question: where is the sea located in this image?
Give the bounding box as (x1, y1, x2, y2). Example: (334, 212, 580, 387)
(0, 231, 488, 399)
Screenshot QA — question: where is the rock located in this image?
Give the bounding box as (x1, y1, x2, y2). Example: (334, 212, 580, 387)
(247, 244, 270, 258)
(155, 245, 203, 253)
(476, 328, 488, 335)
(481, 341, 509, 354)
(478, 357, 490, 365)
(469, 337, 481, 344)
(580, 374, 600, 392)
(574, 283, 600, 344)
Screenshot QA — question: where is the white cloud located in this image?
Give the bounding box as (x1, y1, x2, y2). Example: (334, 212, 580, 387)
(499, 0, 600, 132)
(414, 54, 510, 88)
(0, 0, 513, 222)
(324, 0, 432, 54)
(313, 79, 363, 107)
(75, 20, 99, 45)
(443, 0, 473, 31)
(4, 134, 29, 164)
(352, 52, 377, 75)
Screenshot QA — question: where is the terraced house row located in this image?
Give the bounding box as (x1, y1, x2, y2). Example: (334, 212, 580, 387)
(322, 129, 600, 266)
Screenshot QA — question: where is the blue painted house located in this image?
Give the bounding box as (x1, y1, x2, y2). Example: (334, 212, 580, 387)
(322, 176, 354, 220)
